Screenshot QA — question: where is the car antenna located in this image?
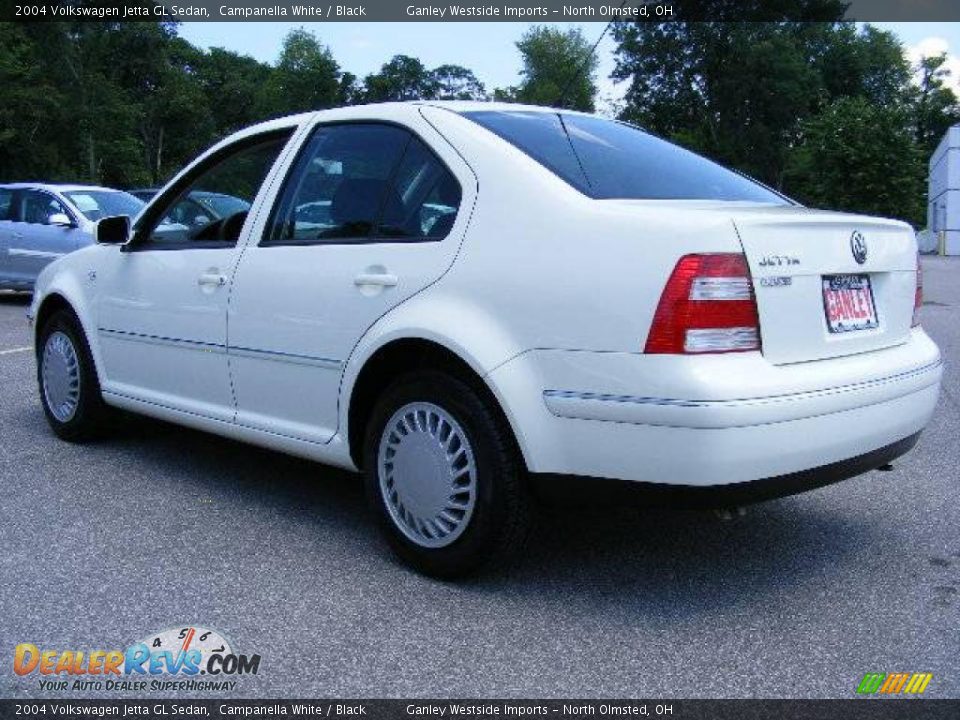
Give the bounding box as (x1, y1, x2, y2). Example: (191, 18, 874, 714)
(554, 0, 630, 110)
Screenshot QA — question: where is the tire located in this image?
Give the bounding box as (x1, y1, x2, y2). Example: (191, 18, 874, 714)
(37, 308, 111, 442)
(363, 370, 531, 578)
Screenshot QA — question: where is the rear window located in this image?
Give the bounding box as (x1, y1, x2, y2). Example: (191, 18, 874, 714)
(461, 110, 786, 203)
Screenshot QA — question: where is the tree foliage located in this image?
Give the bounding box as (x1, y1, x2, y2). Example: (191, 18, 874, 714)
(0, 21, 494, 188)
(911, 53, 960, 154)
(260, 28, 347, 116)
(500, 26, 598, 111)
(363, 55, 486, 102)
(612, 10, 960, 225)
(0, 17, 956, 228)
(786, 97, 926, 221)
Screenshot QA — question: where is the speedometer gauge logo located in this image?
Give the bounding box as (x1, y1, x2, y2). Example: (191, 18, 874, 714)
(136, 625, 234, 671)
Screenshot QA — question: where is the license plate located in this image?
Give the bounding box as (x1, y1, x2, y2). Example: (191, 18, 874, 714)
(822, 274, 879, 333)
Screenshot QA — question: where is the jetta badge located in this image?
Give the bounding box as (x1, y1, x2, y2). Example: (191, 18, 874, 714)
(850, 231, 867, 265)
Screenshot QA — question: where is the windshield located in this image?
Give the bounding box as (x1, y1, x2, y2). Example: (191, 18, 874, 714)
(195, 193, 250, 219)
(461, 110, 787, 203)
(64, 190, 145, 221)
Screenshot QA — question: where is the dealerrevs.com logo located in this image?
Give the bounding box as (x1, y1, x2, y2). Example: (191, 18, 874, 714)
(13, 625, 261, 692)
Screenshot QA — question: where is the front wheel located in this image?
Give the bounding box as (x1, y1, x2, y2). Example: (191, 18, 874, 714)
(363, 370, 531, 578)
(37, 309, 111, 442)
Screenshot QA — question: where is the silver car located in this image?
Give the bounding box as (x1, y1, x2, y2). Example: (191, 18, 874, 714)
(0, 183, 143, 291)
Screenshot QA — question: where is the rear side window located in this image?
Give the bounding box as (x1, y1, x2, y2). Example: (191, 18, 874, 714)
(462, 110, 786, 203)
(264, 123, 461, 246)
(378, 137, 462, 240)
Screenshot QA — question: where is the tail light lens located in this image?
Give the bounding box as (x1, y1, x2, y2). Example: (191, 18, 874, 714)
(912, 252, 923, 327)
(645, 253, 761, 354)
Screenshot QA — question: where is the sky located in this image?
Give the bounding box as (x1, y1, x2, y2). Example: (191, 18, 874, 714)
(178, 21, 960, 112)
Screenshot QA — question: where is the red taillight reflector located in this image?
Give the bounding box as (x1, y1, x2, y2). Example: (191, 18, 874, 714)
(912, 252, 923, 327)
(645, 253, 761, 354)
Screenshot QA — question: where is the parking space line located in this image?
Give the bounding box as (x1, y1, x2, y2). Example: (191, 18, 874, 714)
(0, 346, 31, 356)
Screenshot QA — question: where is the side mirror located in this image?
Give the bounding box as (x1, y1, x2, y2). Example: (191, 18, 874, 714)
(49, 213, 74, 228)
(96, 215, 131, 245)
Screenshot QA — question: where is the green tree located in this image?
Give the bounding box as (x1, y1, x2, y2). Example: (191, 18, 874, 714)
(363, 55, 438, 102)
(815, 24, 912, 108)
(785, 97, 926, 224)
(0, 23, 68, 181)
(911, 53, 960, 154)
(611, 12, 923, 193)
(194, 47, 273, 137)
(261, 28, 344, 115)
(503, 26, 597, 111)
(613, 20, 840, 187)
(25, 22, 147, 185)
(431, 64, 486, 100)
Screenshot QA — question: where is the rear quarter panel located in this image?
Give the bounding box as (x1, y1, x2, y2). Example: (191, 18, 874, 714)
(417, 107, 748, 360)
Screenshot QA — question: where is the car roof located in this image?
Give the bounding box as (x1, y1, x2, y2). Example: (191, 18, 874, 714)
(414, 100, 585, 115)
(236, 102, 588, 138)
(0, 183, 121, 194)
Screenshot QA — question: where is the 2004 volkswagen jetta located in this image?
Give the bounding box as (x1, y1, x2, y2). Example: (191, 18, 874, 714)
(29, 102, 943, 577)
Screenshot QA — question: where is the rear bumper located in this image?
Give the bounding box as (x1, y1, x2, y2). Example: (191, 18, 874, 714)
(531, 432, 921, 507)
(486, 329, 942, 486)
(542, 358, 942, 429)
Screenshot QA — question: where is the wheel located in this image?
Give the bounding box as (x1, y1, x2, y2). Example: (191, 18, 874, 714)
(363, 370, 531, 578)
(37, 309, 111, 442)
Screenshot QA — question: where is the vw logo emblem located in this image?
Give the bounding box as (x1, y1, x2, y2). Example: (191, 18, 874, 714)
(850, 231, 867, 265)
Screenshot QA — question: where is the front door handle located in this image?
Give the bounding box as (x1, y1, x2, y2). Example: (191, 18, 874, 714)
(198, 272, 227, 288)
(354, 272, 398, 288)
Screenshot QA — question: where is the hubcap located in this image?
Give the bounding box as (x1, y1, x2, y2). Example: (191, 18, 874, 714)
(42, 331, 81, 423)
(378, 402, 477, 548)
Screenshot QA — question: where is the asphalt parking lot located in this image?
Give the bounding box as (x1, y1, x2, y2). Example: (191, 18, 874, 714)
(1, 257, 958, 700)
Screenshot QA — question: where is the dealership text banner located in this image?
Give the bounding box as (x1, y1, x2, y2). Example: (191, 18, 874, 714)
(2, 701, 960, 719)
(7, 0, 960, 22)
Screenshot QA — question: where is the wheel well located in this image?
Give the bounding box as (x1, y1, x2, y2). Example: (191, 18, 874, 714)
(347, 339, 522, 471)
(33, 293, 74, 347)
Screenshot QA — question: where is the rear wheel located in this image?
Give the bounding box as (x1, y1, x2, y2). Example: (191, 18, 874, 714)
(363, 370, 531, 578)
(37, 309, 111, 442)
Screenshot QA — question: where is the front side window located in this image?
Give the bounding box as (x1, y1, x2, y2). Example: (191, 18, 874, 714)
(462, 110, 787, 203)
(264, 123, 461, 246)
(19, 190, 70, 225)
(64, 190, 143, 222)
(137, 132, 291, 249)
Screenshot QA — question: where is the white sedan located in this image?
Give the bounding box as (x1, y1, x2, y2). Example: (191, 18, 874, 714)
(28, 102, 942, 577)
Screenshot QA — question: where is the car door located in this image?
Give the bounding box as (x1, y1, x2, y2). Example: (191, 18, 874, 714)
(228, 118, 473, 443)
(6, 189, 79, 285)
(95, 129, 294, 421)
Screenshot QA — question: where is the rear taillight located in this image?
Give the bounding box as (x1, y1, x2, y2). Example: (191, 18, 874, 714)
(912, 252, 923, 327)
(645, 253, 761, 354)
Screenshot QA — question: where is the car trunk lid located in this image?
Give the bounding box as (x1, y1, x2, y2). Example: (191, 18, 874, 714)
(732, 206, 917, 365)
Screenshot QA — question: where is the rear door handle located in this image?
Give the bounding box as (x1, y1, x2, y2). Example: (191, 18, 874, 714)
(354, 272, 398, 288)
(198, 272, 227, 287)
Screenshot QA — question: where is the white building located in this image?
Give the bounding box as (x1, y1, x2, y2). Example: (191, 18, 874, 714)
(928, 124, 960, 255)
